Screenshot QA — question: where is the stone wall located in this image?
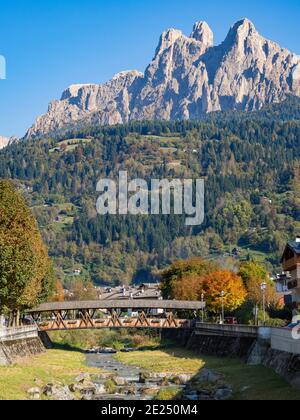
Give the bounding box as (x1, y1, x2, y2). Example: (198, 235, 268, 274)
(0, 337, 45, 365)
(262, 348, 300, 388)
(0, 327, 46, 365)
(163, 327, 300, 389)
(186, 331, 256, 360)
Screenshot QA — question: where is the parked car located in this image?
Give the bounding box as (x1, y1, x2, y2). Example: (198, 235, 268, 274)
(224, 317, 238, 325)
(21, 317, 33, 326)
(286, 321, 300, 330)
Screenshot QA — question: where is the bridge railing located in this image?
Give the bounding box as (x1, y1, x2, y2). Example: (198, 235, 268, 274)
(195, 322, 260, 337)
(271, 327, 300, 355)
(0, 326, 38, 342)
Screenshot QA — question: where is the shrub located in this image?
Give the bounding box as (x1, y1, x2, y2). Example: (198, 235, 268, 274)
(104, 379, 117, 394)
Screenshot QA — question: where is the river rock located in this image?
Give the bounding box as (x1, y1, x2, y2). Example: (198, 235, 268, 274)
(198, 389, 214, 401)
(123, 385, 137, 396)
(185, 391, 199, 401)
(95, 384, 106, 395)
(214, 387, 233, 400)
(113, 376, 128, 386)
(43, 383, 61, 397)
(96, 373, 114, 380)
(74, 373, 91, 383)
(139, 371, 150, 383)
(27, 387, 41, 400)
(99, 348, 117, 354)
(141, 387, 161, 397)
(158, 379, 170, 387)
(70, 379, 97, 395)
(172, 374, 192, 385)
(44, 384, 75, 400)
(195, 368, 222, 383)
(139, 371, 173, 383)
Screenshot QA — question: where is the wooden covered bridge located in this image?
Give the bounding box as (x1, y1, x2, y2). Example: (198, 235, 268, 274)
(27, 300, 204, 331)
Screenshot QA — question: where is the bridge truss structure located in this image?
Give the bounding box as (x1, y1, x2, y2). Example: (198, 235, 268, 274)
(27, 300, 204, 331)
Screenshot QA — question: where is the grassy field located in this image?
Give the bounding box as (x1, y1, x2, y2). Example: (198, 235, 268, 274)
(49, 138, 92, 153)
(116, 347, 300, 401)
(0, 348, 99, 400)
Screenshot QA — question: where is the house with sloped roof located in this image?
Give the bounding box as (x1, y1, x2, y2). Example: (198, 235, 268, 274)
(281, 237, 300, 309)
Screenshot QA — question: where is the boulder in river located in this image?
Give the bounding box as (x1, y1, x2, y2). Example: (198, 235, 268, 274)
(27, 387, 41, 400)
(69, 380, 97, 397)
(113, 376, 128, 386)
(141, 387, 161, 397)
(74, 373, 91, 383)
(214, 387, 233, 401)
(43, 384, 76, 400)
(194, 368, 222, 383)
(171, 374, 192, 385)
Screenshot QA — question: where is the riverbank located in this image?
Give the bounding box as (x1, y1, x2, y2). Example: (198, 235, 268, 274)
(0, 347, 99, 400)
(115, 348, 300, 400)
(0, 342, 299, 400)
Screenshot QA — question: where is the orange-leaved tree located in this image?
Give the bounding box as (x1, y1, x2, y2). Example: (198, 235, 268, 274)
(171, 274, 205, 301)
(202, 270, 247, 313)
(51, 280, 65, 302)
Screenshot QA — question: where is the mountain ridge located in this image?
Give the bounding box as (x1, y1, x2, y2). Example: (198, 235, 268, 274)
(25, 18, 300, 139)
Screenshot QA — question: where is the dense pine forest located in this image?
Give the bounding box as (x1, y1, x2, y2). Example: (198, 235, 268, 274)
(1, 97, 300, 287)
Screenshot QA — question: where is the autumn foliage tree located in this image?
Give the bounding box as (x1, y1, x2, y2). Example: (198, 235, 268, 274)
(0, 181, 54, 324)
(161, 259, 247, 313)
(51, 280, 65, 302)
(201, 270, 247, 313)
(239, 261, 276, 307)
(68, 279, 98, 301)
(160, 258, 216, 299)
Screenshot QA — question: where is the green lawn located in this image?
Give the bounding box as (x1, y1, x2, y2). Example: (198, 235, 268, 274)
(0, 349, 99, 400)
(116, 347, 300, 401)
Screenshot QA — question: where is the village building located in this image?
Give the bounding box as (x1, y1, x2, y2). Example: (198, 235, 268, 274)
(281, 237, 300, 309)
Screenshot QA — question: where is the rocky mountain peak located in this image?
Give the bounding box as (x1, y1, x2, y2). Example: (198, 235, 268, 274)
(190, 21, 214, 48)
(24, 19, 300, 139)
(61, 84, 96, 100)
(233, 18, 256, 32)
(223, 18, 257, 46)
(155, 28, 183, 55)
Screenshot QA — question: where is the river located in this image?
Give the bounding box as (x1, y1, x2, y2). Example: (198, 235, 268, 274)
(85, 352, 185, 400)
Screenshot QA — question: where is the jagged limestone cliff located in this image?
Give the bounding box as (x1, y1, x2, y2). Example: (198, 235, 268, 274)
(25, 19, 300, 139)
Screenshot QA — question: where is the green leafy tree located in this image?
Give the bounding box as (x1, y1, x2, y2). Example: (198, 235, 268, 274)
(0, 181, 54, 325)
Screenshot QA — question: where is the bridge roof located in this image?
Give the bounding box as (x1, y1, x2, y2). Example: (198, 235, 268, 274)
(28, 299, 204, 313)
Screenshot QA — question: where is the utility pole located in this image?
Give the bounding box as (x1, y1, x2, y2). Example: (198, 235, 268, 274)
(221, 291, 225, 324)
(201, 293, 205, 323)
(261, 282, 267, 325)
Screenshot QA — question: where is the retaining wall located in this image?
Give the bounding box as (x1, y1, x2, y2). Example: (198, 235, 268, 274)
(0, 327, 45, 365)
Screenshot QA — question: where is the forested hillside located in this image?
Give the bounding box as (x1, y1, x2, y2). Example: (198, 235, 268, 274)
(1, 97, 300, 287)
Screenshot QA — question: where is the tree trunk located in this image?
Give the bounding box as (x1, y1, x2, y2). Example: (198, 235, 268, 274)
(16, 310, 20, 327)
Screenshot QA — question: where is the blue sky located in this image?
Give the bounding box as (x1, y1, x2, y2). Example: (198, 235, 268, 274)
(0, 0, 299, 137)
